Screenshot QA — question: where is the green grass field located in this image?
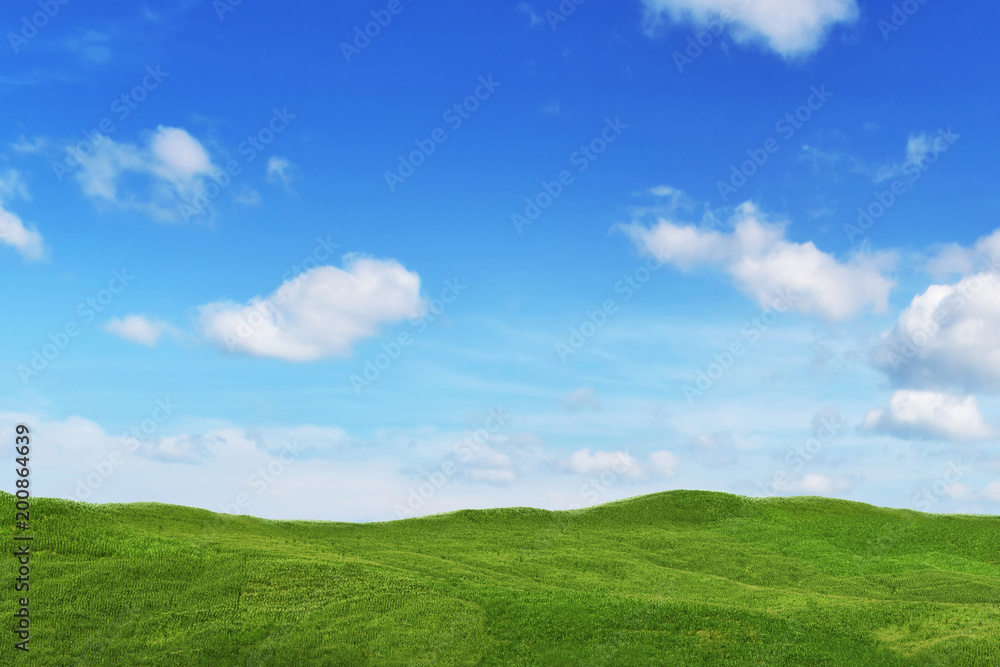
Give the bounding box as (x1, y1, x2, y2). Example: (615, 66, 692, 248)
(3, 490, 999, 665)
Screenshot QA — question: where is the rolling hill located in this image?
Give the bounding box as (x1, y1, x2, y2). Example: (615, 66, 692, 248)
(3, 490, 999, 665)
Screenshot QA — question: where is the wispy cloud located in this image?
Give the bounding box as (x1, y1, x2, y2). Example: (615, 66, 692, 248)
(266, 156, 294, 190)
(104, 315, 178, 347)
(621, 201, 896, 320)
(64, 30, 113, 63)
(641, 0, 859, 57)
(0, 170, 46, 261)
(12, 135, 46, 154)
(71, 126, 219, 222)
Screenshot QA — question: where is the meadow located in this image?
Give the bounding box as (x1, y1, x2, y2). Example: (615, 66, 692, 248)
(3, 490, 999, 665)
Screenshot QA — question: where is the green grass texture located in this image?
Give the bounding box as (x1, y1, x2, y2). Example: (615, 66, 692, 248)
(3, 490, 999, 665)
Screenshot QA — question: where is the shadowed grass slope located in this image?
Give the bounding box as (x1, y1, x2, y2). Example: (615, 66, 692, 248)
(2, 490, 999, 665)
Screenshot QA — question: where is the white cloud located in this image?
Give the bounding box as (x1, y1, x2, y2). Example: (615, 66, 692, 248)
(72, 126, 218, 222)
(0, 170, 30, 202)
(149, 127, 213, 181)
(873, 270, 1000, 393)
(104, 315, 175, 347)
(869, 131, 954, 183)
(861, 390, 996, 443)
(266, 157, 294, 190)
(649, 185, 683, 198)
(567, 448, 642, 478)
(199, 254, 424, 362)
(0, 170, 46, 261)
(641, 0, 858, 57)
(649, 450, 681, 477)
(927, 228, 1000, 278)
(622, 202, 895, 320)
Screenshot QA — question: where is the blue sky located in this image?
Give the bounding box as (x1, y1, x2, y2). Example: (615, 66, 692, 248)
(3, 0, 1000, 521)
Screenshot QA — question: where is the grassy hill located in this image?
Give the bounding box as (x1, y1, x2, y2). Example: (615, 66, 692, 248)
(3, 490, 1000, 665)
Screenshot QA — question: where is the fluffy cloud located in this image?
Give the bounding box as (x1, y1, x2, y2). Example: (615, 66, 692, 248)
(0, 170, 46, 261)
(72, 126, 218, 222)
(199, 255, 424, 361)
(873, 270, 1000, 393)
(623, 202, 895, 320)
(861, 390, 996, 443)
(104, 315, 175, 347)
(641, 0, 858, 57)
